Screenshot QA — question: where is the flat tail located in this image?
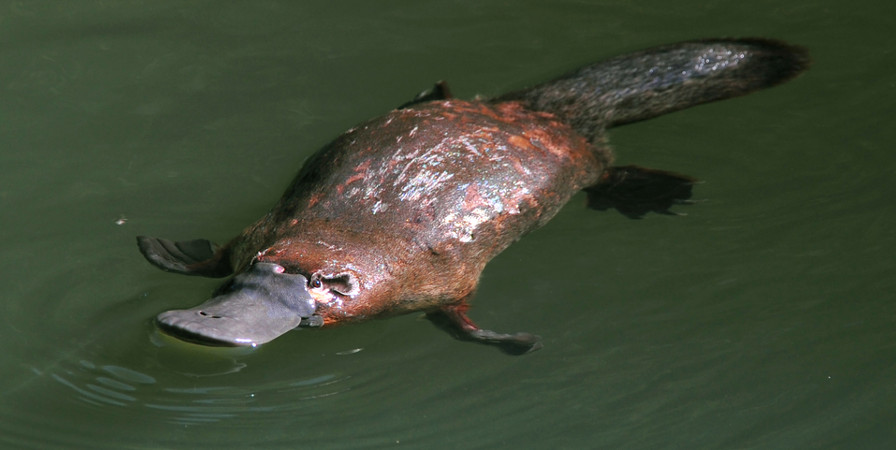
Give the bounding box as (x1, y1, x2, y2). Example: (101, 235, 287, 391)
(494, 38, 810, 140)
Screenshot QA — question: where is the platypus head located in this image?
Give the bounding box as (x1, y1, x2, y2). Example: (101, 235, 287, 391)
(137, 234, 379, 347)
(136, 236, 322, 346)
(154, 261, 321, 347)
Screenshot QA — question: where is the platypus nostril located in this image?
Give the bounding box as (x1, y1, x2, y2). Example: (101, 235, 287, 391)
(198, 311, 222, 319)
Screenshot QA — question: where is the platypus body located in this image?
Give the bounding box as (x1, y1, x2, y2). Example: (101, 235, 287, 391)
(139, 39, 808, 354)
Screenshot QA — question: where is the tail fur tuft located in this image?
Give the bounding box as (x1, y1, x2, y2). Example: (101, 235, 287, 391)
(494, 38, 810, 141)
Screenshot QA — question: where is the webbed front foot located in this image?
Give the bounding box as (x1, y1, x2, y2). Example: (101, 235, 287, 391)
(426, 303, 543, 355)
(137, 236, 232, 277)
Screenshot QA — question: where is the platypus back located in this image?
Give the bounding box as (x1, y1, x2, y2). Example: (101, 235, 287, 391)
(495, 38, 810, 141)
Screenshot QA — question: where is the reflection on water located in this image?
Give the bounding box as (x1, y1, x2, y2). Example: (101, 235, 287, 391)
(148, 330, 255, 377)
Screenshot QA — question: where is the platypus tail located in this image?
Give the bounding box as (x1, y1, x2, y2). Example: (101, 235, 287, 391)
(494, 38, 809, 140)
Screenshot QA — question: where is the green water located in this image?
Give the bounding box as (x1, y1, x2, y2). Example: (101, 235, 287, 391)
(2, 0, 894, 448)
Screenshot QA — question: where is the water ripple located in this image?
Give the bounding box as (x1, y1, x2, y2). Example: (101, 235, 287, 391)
(46, 341, 356, 426)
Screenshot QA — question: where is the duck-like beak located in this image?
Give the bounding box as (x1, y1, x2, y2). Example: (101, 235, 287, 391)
(155, 262, 320, 347)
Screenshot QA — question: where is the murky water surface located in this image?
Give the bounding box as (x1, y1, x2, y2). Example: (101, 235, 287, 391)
(2, 1, 894, 448)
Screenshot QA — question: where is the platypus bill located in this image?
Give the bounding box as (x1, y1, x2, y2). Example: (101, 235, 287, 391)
(138, 39, 809, 354)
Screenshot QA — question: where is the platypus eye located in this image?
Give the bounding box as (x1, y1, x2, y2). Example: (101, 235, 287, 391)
(309, 275, 323, 289)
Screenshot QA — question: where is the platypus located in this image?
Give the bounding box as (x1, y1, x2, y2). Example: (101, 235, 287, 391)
(138, 39, 809, 354)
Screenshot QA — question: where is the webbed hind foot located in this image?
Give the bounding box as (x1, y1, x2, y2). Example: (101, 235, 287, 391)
(585, 165, 697, 219)
(398, 81, 452, 109)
